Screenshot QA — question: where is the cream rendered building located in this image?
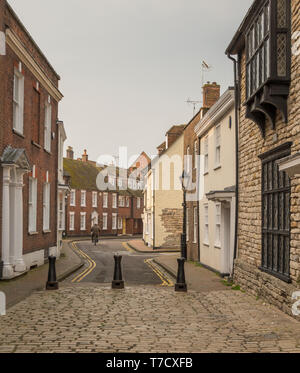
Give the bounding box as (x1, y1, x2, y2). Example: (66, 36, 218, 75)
(195, 88, 236, 276)
(143, 125, 184, 249)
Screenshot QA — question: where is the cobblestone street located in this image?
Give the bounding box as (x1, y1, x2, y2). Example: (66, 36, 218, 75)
(1, 284, 300, 353)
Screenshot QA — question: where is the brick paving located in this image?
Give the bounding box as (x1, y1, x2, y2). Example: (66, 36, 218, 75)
(0, 284, 300, 353)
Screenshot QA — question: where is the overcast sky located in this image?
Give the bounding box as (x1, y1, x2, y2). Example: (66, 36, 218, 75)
(9, 0, 253, 163)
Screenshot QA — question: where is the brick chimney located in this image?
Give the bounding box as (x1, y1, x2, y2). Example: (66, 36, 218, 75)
(66, 146, 74, 160)
(203, 82, 220, 109)
(82, 149, 88, 162)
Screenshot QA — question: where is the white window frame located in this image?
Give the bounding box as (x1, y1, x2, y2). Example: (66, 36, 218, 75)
(43, 182, 51, 231)
(214, 125, 221, 169)
(44, 100, 52, 152)
(69, 212, 75, 231)
(186, 146, 191, 175)
(204, 204, 209, 245)
(119, 196, 125, 207)
(137, 197, 141, 209)
(215, 203, 221, 248)
(194, 140, 198, 169)
(193, 207, 197, 243)
(13, 67, 24, 135)
(112, 213, 117, 230)
(103, 192, 108, 208)
(112, 193, 117, 209)
(126, 196, 130, 207)
(91, 211, 98, 226)
(186, 207, 189, 242)
(204, 137, 209, 174)
(58, 192, 65, 231)
(70, 189, 76, 206)
(80, 212, 86, 231)
(81, 190, 86, 207)
(118, 217, 123, 229)
(28, 177, 37, 233)
(92, 191, 98, 207)
(102, 213, 108, 230)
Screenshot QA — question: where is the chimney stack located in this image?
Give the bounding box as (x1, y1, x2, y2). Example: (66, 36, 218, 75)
(66, 146, 74, 160)
(203, 82, 220, 109)
(82, 149, 88, 162)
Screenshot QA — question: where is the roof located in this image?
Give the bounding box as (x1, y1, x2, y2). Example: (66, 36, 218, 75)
(166, 124, 186, 136)
(63, 158, 103, 191)
(225, 0, 262, 55)
(63, 158, 144, 197)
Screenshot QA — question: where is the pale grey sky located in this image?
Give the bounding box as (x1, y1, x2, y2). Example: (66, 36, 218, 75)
(9, 0, 253, 162)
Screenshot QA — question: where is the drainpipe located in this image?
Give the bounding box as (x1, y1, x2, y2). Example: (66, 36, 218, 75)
(227, 53, 239, 279)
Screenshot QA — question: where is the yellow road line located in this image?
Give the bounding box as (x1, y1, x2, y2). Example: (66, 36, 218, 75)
(71, 242, 97, 283)
(144, 259, 174, 287)
(122, 242, 134, 253)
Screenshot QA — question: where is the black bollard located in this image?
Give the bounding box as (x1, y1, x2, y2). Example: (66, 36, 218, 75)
(46, 256, 59, 290)
(175, 257, 187, 292)
(112, 254, 124, 289)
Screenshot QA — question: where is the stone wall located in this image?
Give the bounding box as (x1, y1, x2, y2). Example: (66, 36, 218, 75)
(160, 208, 183, 248)
(234, 0, 300, 315)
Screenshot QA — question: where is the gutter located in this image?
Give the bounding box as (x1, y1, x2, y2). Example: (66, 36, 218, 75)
(227, 53, 239, 278)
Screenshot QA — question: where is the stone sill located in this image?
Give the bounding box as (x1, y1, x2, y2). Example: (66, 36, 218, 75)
(13, 128, 25, 139)
(31, 141, 42, 149)
(214, 164, 222, 171)
(28, 231, 38, 236)
(43, 230, 51, 234)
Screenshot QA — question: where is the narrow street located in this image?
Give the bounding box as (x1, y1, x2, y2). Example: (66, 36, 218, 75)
(65, 239, 171, 286)
(0, 239, 300, 353)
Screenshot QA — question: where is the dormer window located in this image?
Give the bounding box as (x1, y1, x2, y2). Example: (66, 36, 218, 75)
(245, 0, 291, 136)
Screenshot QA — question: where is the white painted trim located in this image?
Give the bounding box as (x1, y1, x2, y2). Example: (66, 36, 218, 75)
(0, 31, 6, 55)
(195, 89, 235, 137)
(6, 29, 63, 102)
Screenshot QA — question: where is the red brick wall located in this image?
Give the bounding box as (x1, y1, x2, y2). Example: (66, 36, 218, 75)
(0, 4, 61, 259)
(66, 190, 143, 237)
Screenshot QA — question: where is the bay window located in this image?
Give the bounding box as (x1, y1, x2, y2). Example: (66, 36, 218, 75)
(245, 0, 291, 135)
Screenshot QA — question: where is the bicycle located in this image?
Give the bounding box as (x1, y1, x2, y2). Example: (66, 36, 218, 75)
(92, 234, 99, 246)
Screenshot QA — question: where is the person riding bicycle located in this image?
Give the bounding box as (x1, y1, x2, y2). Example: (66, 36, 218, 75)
(91, 223, 100, 243)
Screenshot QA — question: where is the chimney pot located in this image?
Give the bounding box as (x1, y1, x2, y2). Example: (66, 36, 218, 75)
(66, 146, 74, 160)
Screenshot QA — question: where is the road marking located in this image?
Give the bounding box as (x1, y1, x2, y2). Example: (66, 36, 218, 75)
(122, 242, 134, 253)
(71, 242, 97, 283)
(144, 259, 174, 287)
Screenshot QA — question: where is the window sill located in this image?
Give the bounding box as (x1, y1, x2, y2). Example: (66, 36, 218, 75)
(203, 242, 209, 247)
(70, 204, 76, 207)
(13, 128, 25, 138)
(204, 171, 209, 176)
(214, 165, 221, 171)
(214, 244, 221, 249)
(43, 230, 51, 234)
(31, 141, 41, 149)
(80, 229, 87, 231)
(28, 231, 38, 236)
(81, 205, 86, 208)
(44, 149, 52, 155)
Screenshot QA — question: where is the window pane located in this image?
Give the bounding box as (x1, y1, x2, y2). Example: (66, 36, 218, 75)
(265, 38, 270, 79)
(277, 33, 287, 77)
(277, 0, 287, 28)
(265, 2, 270, 33)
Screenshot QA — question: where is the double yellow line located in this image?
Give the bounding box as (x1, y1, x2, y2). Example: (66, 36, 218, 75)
(144, 259, 174, 287)
(71, 242, 97, 283)
(122, 242, 173, 287)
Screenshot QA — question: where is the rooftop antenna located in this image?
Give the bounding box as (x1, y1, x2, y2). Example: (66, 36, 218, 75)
(201, 60, 213, 87)
(186, 98, 202, 116)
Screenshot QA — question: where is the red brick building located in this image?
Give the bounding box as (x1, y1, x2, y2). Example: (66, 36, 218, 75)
(64, 149, 146, 237)
(0, 1, 64, 279)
